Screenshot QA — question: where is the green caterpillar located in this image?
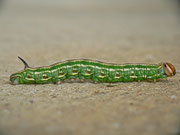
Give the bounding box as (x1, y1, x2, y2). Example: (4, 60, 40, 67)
(10, 57, 176, 84)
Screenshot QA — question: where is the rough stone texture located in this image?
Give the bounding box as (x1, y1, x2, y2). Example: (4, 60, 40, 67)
(0, 0, 180, 135)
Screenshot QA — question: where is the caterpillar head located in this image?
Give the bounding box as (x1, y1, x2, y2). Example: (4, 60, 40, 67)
(163, 62, 176, 77)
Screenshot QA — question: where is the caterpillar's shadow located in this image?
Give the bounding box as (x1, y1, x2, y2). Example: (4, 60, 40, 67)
(6, 79, 170, 86)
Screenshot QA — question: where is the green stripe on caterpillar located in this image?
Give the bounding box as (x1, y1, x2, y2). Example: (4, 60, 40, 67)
(10, 57, 176, 84)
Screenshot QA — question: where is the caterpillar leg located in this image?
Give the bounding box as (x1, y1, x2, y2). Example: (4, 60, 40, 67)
(106, 83, 117, 87)
(79, 79, 85, 83)
(56, 80, 62, 84)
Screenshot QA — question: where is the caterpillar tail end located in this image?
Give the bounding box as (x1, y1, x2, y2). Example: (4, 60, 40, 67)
(10, 74, 20, 85)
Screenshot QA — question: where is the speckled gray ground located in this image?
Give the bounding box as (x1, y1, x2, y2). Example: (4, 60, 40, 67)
(0, 0, 180, 135)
